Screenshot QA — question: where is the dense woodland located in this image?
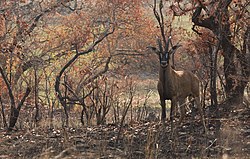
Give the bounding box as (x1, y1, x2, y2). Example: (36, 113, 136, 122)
(0, 0, 249, 158)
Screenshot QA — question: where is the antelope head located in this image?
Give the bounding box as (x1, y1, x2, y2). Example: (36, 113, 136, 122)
(153, 36, 180, 68)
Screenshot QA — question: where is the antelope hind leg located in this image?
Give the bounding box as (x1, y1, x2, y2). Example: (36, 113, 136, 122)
(170, 97, 178, 123)
(170, 97, 178, 133)
(194, 97, 207, 133)
(178, 98, 186, 125)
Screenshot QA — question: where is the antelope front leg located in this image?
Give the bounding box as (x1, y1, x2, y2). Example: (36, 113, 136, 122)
(160, 99, 166, 121)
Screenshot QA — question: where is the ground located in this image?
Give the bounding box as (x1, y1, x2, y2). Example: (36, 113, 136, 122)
(0, 106, 249, 159)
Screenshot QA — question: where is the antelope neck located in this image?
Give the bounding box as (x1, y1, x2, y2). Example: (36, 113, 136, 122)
(159, 64, 171, 78)
(159, 64, 174, 100)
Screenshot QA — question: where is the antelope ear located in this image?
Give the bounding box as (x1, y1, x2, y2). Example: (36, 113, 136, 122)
(169, 44, 181, 55)
(147, 46, 160, 55)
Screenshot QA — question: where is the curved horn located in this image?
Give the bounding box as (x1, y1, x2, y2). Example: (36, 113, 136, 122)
(166, 36, 171, 52)
(157, 38, 163, 53)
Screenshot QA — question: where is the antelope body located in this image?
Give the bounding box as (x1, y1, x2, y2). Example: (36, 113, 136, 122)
(158, 57, 202, 124)
(150, 37, 206, 133)
(151, 0, 206, 132)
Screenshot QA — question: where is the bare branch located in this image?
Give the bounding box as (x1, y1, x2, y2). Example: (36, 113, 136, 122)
(0, 66, 15, 107)
(54, 23, 114, 126)
(153, 0, 167, 50)
(61, 0, 78, 11)
(17, 87, 31, 111)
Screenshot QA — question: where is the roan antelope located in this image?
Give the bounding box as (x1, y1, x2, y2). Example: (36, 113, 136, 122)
(150, 0, 206, 133)
(151, 37, 206, 133)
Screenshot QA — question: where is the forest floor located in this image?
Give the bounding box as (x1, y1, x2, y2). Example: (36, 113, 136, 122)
(0, 106, 249, 159)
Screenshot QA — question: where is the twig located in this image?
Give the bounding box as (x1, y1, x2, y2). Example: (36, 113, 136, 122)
(205, 138, 217, 150)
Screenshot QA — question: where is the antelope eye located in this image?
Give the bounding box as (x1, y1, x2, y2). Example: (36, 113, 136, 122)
(160, 53, 163, 58)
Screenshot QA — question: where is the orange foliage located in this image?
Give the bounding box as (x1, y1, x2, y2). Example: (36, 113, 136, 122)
(0, 78, 7, 96)
(0, 15, 5, 37)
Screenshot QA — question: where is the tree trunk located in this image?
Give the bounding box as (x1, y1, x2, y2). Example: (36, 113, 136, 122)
(9, 87, 31, 130)
(192, 1, 249, 106)
(0, 96, 7, 128)
(34, 68, 40, 122)
(209, 43, 221, 135)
